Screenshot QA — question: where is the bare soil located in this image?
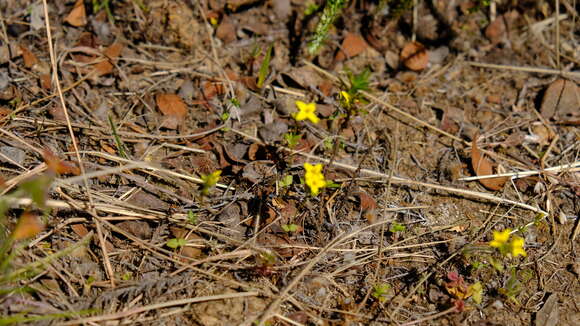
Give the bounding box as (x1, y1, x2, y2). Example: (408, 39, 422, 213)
(0, 0, 579, 325)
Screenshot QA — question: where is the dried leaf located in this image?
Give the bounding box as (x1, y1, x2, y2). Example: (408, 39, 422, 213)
(540, 79, 580, 122)
(0, 106, 12, 119)
(93, 43, 123, 76)
(116, 220, 152, 240)
(335, 32, 368, 62)
(19, 45, 38, 68)
(216, 17, 236, 44)
(357, 192, 376, 211)
(43, 149, 81, 176)
(70, 223, 89, 237)
(400, 41, 429, 71)
(156, 93, 188, 129)
(485, 16, 506, 44)
(12, 211, 44, 240)
(202, 81, 226, 99)
(40, 73, 51, 90)
(64, 0, 87, 27)
(471, 135, 508, 191)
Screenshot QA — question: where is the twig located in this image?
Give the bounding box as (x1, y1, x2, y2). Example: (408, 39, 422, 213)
(459, 161, 580, 181)
(467, 61, 580, 79)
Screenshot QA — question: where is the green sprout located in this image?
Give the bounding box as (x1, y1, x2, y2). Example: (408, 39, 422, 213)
(389, 222, 406, 233)
(304, 2, 320, 15)
(187, 211, 197, 225)
(257, 44, 273, 89)
(284, 132, 301, 148)
(278, 175, 293, 188)
(166, 238, 187, 249)
(308, 0, 347, 54)
(372, 283, 391, 302)
(281, 224, 299, 233)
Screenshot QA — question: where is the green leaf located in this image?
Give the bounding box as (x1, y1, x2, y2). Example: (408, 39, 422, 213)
(108, 115, 128, 159)
(281, 224, 299, 232)
(325, 180, 340, 188)
(372, 283, 391, 302)
(166, 238, 186, 249)
(279, 175, 293, 188)
(389, 222, 406, 233)
(469, 281, 483, 304)
(284, 132, 301, 148)
(257, 44, 273, 89)
(187, 211, 197, 225)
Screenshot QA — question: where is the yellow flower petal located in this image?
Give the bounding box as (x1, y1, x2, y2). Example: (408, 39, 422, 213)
(489, 229, 511, 248)
(303, 163, 326, 196)
(294, 101, 319, 124)
(510, 236, 527, 257)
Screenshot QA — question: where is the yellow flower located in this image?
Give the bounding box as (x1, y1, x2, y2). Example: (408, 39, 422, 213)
(489, 229, 511, 248)
(293, 101, 320, 124)
(509, 236, 527, 257)
(201, 170, 221, 195)
(304, 163, 326, 196)
(340, 91, 352, 107)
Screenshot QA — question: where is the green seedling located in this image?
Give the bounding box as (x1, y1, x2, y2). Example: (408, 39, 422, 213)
(304, 2, 320, 15)
(108, 115, 129, 159)
(499, 268, 522, 305)
(187, 211, 198, 225)
(166, 238, 187, 249)
(283, 132, 301, 148)
(372, 283, 391, 302)
(308, 0, 347, 54)
(278, 175, 293, 188)
(230, 97, 241, 108)
(389, 222, 406, 233)
(325, 180, 340, 189)
(257, 44, 273, 89)
(281, 224, 299, 233)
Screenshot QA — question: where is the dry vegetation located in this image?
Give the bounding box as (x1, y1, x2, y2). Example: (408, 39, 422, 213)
(0, 0, 579, 325)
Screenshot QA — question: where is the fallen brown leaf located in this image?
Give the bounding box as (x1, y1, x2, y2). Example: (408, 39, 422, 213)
(12, 211, 44, 240)
(540, 79, 580, 123)
(64, 0, 87, 27)
(19, 45, 38, 68)
(216, 17, 236, 44)
(93, 43, 123, 76)
(43, 148, 81, 176)
(156, 93, 188, 130)
(70, 223, 90, 237)
(40, 73, 51, 90)
(471, 134, 508, 191)
(400, 41, 429, 71)
(335, 32, 368, 62)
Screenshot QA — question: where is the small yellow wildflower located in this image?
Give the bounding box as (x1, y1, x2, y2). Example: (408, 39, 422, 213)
(293, 101, 320, 124)
(201, 170, 221, 195)
(489, 229, 511, 248)
(209, 17, 219, 26)
(509, 236, 527, 257)
(304, 163, 326, 196)
(340, 91, 352, 107)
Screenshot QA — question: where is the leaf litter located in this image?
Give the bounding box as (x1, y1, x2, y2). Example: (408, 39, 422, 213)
(0, 0, 578, 325)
